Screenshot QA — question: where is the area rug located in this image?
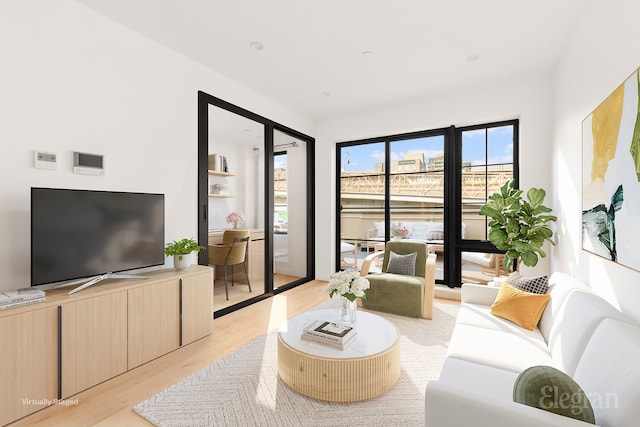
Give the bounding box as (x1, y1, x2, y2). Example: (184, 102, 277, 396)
(134, 299, 459, 427)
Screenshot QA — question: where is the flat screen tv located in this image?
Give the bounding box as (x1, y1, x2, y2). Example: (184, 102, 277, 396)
(31, 188, 165, 293)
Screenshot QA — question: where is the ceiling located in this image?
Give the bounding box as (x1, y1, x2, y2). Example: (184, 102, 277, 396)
(77, 0, 585, 121)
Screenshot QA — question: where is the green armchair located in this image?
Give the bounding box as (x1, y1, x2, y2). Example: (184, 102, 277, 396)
(359, 241, 436, 319)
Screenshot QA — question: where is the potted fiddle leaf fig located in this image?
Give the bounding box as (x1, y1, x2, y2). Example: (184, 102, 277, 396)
(479, 180, 557, 270)
(164, 238, 204, 271)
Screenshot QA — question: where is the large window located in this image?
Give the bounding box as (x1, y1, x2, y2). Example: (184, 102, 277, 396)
(336, 120, 518, 287)
(458, 122, 517, 285)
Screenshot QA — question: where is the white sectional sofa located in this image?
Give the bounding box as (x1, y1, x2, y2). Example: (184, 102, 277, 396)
(367, 221, 466, 249)
(425, 272, 640, 427)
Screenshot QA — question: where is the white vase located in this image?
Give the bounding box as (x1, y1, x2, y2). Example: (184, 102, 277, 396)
(340, 295, 357, 325)
(173, 253, 191, 271)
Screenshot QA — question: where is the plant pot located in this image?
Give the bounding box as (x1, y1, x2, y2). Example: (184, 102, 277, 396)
(173, 253, 191, 271)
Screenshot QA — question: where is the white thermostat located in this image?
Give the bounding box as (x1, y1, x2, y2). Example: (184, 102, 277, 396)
(34, 151, 58, 170)
(73, 152, 105, 176)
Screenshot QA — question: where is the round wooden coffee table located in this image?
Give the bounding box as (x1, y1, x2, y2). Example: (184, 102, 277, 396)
(277, 308, 400, 402)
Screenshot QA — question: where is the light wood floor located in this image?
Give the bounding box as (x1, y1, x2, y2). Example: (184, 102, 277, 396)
(212, 273, 304, 312)
(11, 281, 458, 426)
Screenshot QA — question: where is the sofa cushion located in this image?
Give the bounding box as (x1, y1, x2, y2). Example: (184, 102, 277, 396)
(428, 229, 444, 240)
(513, 365, 595, 424)
(538, 273, 591, 341)
(507, 272, 549, 294)
(446, 323, 552, 373)
(461, 251, 492, 267)
(408, 222, 431, 240)
(386, 251, 417, 276)
(362, 273, 424, 318)
(439, 357, 520, 402)
(456, 303, 549, 340)
(547, 289, 627, 376)
(460, 283, 500, 306)
(574, 318, 640, 427)
(490, 283, 550, 331)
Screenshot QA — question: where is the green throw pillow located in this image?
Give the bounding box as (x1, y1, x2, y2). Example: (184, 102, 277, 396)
(513, 365, 595, 424)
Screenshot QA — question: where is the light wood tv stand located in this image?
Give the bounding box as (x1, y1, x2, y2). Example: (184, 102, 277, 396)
(0, 265, 213, 426)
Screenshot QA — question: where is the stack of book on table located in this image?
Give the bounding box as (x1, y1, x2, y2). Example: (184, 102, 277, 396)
(301, 320, 357, 350)
(0, 288, 46, 310)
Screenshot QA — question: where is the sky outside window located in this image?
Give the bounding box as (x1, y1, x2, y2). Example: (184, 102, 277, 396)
(342, 128, 513, 173)
(463, 126, 514, 166)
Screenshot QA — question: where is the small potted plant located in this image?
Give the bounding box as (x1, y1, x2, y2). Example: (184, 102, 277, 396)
(164, 238, 204, 271)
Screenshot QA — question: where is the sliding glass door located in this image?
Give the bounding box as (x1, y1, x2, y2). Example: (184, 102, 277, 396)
(273, 129, 309, 290)
(389, 135, 446, 282)
(197, 92, 315, 317)
(337, 129, 449, 283)
(205, 104, 266, 313)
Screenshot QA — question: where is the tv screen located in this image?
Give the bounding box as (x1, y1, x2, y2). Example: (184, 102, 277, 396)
(31, 188, 165, 286)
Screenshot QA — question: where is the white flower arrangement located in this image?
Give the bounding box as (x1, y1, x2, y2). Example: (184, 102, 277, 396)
(324, 269, 370, 302)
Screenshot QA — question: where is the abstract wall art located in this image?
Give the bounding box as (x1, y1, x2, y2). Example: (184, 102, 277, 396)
(583, 67, 640, 270)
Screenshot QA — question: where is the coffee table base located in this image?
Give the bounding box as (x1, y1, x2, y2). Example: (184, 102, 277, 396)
(277, 335, 401, 402)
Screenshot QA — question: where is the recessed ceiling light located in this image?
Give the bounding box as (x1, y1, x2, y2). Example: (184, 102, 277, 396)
(361, 51, 374, 57)
(249, 41, 264, 51)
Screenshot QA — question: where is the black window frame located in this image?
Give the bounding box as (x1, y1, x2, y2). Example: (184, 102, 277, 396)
(335, 119, 519, 288)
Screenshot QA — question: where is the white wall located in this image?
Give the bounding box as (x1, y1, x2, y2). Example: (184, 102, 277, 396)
(314, 77, 554, 281)
(0, 0, 312, 291)
(551, 0, 640, 323)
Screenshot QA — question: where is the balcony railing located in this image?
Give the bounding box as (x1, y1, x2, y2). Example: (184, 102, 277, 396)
(340, 170, 512, 202)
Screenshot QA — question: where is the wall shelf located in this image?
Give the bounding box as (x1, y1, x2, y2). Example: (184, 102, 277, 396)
(208, 194, 234, 198)
(208, 170, 235, 177)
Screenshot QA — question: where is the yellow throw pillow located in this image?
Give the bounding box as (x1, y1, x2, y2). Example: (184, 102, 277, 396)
(490, 282, 551, 331)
